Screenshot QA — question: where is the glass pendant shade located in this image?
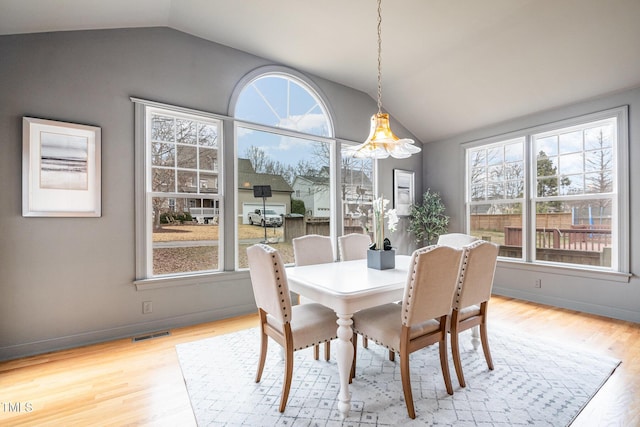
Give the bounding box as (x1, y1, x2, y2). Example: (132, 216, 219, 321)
(348, 113, 422, 159)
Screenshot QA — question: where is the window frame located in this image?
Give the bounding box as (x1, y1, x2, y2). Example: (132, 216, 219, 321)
(464, 106, 629, 279)
(132, 98, 226, 288)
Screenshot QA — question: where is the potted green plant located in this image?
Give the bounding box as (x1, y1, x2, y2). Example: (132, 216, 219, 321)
(408, 189, 450, 246)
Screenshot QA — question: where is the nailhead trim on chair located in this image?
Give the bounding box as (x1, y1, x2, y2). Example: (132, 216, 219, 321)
(453, 240, 484, 309)
(402, 245, 438, 325)
(293, 336, 338, 352)
(355, 333, 400, 355)
(257, 243, 291, 321)
(272, 253, 289, 319)
(257, 244, 337, 351)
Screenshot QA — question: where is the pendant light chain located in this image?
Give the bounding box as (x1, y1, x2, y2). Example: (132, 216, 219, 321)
(376, 0, 383, 115)
(345, 0, 420, 159)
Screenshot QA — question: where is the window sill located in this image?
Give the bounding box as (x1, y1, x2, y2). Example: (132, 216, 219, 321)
(134, 270, 251, 291)
(497, 258, 632, 283)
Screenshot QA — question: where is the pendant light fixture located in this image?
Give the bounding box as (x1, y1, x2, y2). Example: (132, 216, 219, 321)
(348, 0, 421, 159)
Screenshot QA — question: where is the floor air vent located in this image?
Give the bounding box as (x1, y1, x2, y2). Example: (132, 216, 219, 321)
(132, 330, 171, 342)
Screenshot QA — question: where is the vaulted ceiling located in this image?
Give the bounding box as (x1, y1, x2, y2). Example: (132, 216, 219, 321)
(2, 0, 640, 143)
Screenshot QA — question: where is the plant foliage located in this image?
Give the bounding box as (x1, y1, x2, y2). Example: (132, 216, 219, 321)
(408, 189, 449, 245)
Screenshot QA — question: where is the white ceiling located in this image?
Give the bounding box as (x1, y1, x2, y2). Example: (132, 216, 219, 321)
(2, 0, 640, 143)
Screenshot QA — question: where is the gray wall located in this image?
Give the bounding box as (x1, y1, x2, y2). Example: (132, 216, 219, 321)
(0, 28, 422, 360)
(424, 87, 640, 323)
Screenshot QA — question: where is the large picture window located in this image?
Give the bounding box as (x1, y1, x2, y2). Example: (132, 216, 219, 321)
(134, 101, 223, 280)
(465, 107, 628, 273)
(232, 69, 375, 268)
(233, 71, 336, 268)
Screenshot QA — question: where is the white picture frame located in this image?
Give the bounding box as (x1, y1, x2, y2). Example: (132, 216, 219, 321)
(393, 169, 414, 217)
(23, 117, 101, 217)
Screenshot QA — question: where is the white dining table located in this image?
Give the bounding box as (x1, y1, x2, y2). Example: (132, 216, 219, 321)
(286, 255, 412, 418)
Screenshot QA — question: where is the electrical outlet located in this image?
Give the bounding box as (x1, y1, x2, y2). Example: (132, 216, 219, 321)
(535, 279, 542, 288)
(142, 301, 153, 314)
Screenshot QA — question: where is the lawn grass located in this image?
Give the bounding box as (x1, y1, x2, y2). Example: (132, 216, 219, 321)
(152, 220, 288, 274)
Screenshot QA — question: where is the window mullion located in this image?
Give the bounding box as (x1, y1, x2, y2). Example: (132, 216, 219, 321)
(524, 134, 534, 262)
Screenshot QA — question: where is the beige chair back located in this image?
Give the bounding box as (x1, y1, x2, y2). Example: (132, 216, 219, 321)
(454, 240, 499, 309)
(437, 233, 478, 248)
(401, 245, 464, 327)
(247, 244, 292, 324)
(292, 234, 334, 266)
(338, 233, 371, 261)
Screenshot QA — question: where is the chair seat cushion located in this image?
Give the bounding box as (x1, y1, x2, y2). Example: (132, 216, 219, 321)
(268, 303, 337, 351)
(353, 304, 440, 353)
(457, 304, 480, 321)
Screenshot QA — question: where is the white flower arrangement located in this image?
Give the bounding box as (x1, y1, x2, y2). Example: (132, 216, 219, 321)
(372, 195, 398, 250)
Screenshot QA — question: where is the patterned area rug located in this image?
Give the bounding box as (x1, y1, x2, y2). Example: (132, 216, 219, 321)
(176, 326, 619, 426)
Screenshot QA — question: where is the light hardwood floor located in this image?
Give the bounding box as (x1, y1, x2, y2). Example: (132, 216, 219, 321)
(0, 296, 638, 426)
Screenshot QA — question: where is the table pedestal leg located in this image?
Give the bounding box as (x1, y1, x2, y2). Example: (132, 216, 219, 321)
(336, 313, 353, 418)
(471, 325, 480, 350)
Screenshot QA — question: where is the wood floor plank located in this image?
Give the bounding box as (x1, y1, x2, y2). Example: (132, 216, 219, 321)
(0, 299, 637, 426)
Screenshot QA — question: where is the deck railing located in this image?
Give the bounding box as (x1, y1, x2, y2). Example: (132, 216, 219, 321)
(504, 226, 611, 251)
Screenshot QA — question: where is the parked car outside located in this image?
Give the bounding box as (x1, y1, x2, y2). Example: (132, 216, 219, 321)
(248, 209, 283, 227)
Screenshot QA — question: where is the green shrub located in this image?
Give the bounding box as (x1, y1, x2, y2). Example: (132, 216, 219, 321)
(291, 199, 305, 215)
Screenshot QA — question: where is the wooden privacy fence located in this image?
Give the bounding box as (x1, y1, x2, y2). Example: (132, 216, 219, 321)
(284, 216, 367, 242)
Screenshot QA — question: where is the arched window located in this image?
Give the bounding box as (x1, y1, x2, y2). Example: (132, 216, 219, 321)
(234, 72, 333, 137)
(232, 68, 338, 268)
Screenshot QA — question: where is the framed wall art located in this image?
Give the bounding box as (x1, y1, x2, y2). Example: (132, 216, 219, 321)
(393, 169, 414, 216)
(22, 117, 101, 217)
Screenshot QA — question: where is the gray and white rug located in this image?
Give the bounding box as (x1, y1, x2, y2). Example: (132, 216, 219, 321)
(175, 326, 620, 426)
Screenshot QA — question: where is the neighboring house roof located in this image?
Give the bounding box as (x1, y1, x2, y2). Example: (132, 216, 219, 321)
(292, 167, 373, 191)
(295, 175, 329, 186)
(237, 158, 294, 193)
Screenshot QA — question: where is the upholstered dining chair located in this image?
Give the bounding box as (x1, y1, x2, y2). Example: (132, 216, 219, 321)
(292, 234, 334, 361)
(437, 232, 478, 248)
(292, 234, 334, 265)
(246, 244, 338, 412)
(351, 245, 464, 419)
(336, 232, 375, 351)
(338, 233, 371, 261)
(449, 240, 499, 388)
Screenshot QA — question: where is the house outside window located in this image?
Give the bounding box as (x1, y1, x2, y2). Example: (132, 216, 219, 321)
(340, 152, 374, 238)
(465, 107, 628, 273)
(134, 100, 223, 279)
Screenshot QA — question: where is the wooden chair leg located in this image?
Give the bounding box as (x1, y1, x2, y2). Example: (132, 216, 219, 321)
(480, 321, 494, 370)
(438, 322, 454, 395)
(363, 336, 368, 348)
(399, 329, 416, 419)
(479, 303, 494, 370)
(313, 344, 319, 360)
(279, 327, 295, 412)
(450, 312, 466, 388)
(350, 334, 357, 382)
(255, 312, 268, 383)
(325, 341, 330, 361)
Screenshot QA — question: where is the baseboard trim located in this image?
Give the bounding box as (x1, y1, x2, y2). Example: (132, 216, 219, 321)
(0, 303, 256, 362)
(492, 286, 640, 323)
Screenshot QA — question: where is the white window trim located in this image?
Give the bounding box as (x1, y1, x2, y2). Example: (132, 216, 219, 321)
(132, 97, 226, 288)
(463, 105, 629, 279)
